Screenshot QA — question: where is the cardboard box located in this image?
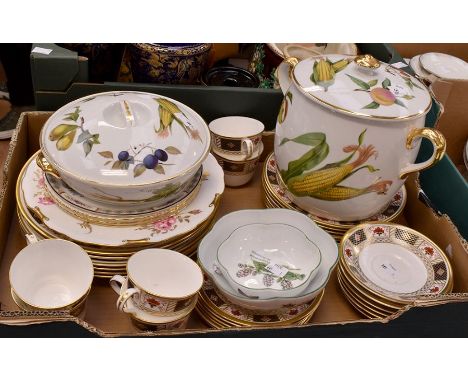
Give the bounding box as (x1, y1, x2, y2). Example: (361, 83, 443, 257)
(0, 112, 467, 337)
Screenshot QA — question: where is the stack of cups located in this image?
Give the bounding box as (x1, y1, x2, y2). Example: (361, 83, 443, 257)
(209, 116, 264, 187)
(110, 249, 203, 331)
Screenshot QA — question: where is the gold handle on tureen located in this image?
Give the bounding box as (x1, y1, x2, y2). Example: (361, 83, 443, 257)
(277, 56, 299, 95)
(399, 128, 446, 179)
(36, 152, 61, 179)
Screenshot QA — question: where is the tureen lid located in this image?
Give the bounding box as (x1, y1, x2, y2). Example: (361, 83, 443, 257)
(40, 91, 210, 186)
(292, 54, 431, 120)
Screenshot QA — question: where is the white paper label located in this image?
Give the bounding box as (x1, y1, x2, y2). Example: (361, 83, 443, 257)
(32, 47, 53, 55)
(391, 61, 408, 69)
(264, 263, 288, 278)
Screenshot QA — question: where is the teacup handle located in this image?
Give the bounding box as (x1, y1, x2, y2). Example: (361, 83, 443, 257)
(109, 275, 140, 312)
(242, 139, 254, 158)
(399, 128, 446, 179)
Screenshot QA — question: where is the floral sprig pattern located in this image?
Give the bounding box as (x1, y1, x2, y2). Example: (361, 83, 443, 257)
(48, 106, 100, 156)
(137, 209, 202, 236)
(346, 74, 416, 110)
(33, 169, 55, 205)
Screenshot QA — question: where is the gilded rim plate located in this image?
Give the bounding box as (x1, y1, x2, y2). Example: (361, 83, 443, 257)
(340, 223, 453, 303)
(196, 276, 324, 327)
(263, 153, 406, 230)
(16, 152, 224, 249)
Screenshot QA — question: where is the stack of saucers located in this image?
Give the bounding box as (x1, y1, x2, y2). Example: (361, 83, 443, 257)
(337, 223, 453, 319)
(197, 209, 338, 329)
(262, 153, 407, 241)
(15, 91, 225, 278)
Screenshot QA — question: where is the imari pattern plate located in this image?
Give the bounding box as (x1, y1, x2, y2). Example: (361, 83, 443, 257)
(197, 276, 323, 326)
(341, 223, 453, 302)
(263, 153, 406, 230)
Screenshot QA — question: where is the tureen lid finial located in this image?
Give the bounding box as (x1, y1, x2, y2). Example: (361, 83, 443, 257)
(354, 54, 381, 69)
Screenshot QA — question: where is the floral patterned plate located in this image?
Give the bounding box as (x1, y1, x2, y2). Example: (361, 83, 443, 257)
(340, 223, 453, 303)
(262, 153, 406, 230)
(17, 152, 224, 248)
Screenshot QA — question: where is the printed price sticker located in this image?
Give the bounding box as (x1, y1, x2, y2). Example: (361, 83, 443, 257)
(265, 263, 288, 278)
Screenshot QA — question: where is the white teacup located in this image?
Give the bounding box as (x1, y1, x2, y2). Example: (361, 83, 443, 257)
(9, 238, 94, 313)
(209, 116, 264, 159)
(110, 249, 203, 317)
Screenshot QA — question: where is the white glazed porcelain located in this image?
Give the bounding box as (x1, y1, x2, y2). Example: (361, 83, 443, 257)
(9, 239, 94, 310)
(209, 116, 264, 159)
(216, 223, 321, 299)
(275, 54, 446, 221)
(198, 209, 338, 309)
(409, 55, 436, 82)
(212, 143, 263, 187)
(110, 249, 203, 316)
(38, 91, 210, 206)
(341, 223, 452, 301)
(17, 152, 224, 248)
(419, 52, 468, 80)
(113, 275, 195, 326)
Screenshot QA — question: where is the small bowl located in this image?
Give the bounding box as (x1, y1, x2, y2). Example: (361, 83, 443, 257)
(9, 239, 94, 311)
(216, 222, 321, 299)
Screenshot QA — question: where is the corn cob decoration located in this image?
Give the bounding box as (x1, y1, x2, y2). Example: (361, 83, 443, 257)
(287, 145, 378, 196)
(154, 98, 202, 141)
(309, 180, 393, 201)
(310, 58, 350, 91)
(280, 128, 393, 201)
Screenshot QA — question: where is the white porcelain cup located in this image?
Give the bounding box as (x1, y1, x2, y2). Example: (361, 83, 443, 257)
(110, 249, 203, 317)
(209, 116, 264, 159)
(9, 237, 94, 313)
(212, 143, 264, 187)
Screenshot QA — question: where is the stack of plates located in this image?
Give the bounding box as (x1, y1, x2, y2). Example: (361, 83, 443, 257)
(16, 152, 225, 279)
(338, 223, 453, 319)
(197, 208, 338, 329)
(410, 52, 468, 82)
(262, 153, 407, 241)
(195, 276, 325, 329)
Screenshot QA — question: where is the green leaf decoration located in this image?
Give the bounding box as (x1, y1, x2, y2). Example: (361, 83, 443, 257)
(48, 124, 77, 141)
(410, 79, 423, 90)
(311, 61, 318, 84)
(91, 134, 100, 144)
(382, 78, 391, 89)
(279, 132, 326, 147)
(358, 129, 367, 146)
(406, 79, 414, 90)
(346, 74, 370, 90)
(394, 98, 407, 108)
(133, 164, 146, 177)
(402, 94, 415, 100)
(281, 142, 329, 182)
(77, 130, 92, 144)
(121, 161, 130, 170)
(362, 101, 380, 109)
(104, 160, 112, 166)
(367, 79, 378, 87)
(112, 161, 124, 170)
(64, 107, 81, 122)
(154, 164, 165, 175)
(83, 141, 92, 156)
(165, 146, 182, 155)
(98, 151, 114, 159)
(286, 91, 293, 103)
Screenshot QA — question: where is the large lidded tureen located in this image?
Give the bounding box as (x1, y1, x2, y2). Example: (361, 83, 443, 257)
(274, 54, 446, 221)
(37, 91, 210, 207)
